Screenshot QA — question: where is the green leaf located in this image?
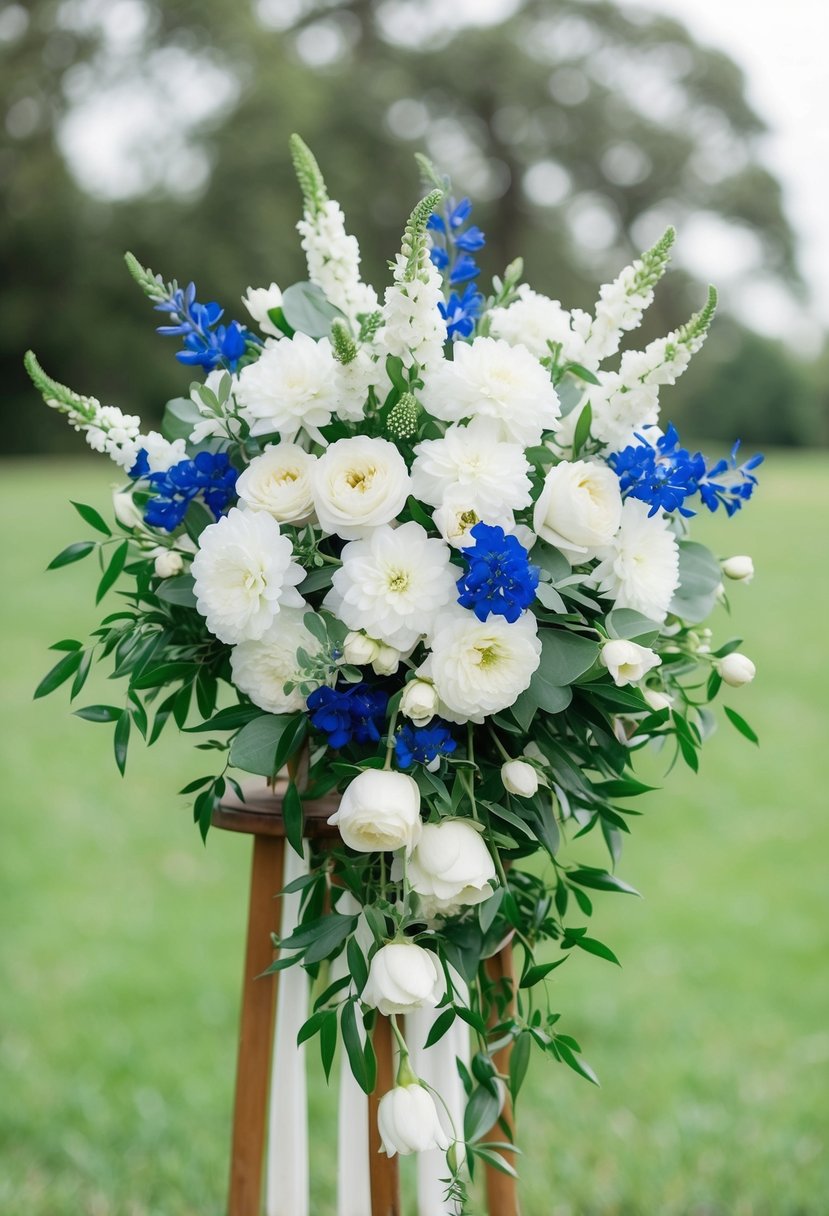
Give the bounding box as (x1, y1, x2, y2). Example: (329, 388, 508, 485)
(281, 912, 357, 955)
(423, 1007, 456, 1049)
(531, 541, 571, 583)
(572, 401, 592, 457)
(113, 709, 131, 776)
(604, 609, 661, 646)
(281, 281, 344, 339)
(71, 501, 111, 536)
(302, 611, 329, 647)
(569, 935, 621, 966)
(520, 958, 566, 988)
(156, 575, 198, 608)
(74, 704, 122, 723)
(509, 1031, 532, 1102)
(298, 567, 335, 596)
(320, 1010, 338, 1081)
(34, 649, 83, 699)
(186, 704, 263, 733)
(131, 661, 196, 690)
(96, 539, 128, 604)
(70, 649, 93, 700)
(282, 781, 304, 859)
(552, 1038, 599, 1086)
(564, 362, 601, 386)
(229, 713, 307, 777)
(161, 396, 203, 443)
(724, 706, 759, 745)
(346, 936, 368, 995)
(341, 1000, 371, 1094)
(670, 541, 723, 624)
(47, 541, 96, 570)
(297, 1009, 330, 1046)
(537, 629, 599, 687)
(568, 868, 640, 897)
(464, 1084, 501, 1144)
(183, 500, 214, 544)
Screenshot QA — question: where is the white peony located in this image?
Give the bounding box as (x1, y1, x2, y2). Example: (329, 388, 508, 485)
(241, 283, 284, 338)
(362, 942, 446, 1015)
(419, 337, 560, 447)
(326, 521, 456, 651)
(404, 820, 496, 915)
(600, 639, 661, 687)
(489, 286, 584, 362)
(421, 609, 542, 723)
(377, 1084, 451, 1157)
(533, 459, 623, 561)
(411, 418, 532, 517)
(717, 652, 756, 687)
(501, 759, 539, 798)
(311, 435, 411, 540)
(590, 498, 680, 623)
(328, 769, 422, 854)
(235, 443, 316, 524)
(235, 333, 340, 442)
(191, 508, 305, 645)
(230, 606, 321, 714)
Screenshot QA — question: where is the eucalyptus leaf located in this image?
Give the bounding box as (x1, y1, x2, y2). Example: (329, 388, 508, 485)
(281, 281, 344, 338)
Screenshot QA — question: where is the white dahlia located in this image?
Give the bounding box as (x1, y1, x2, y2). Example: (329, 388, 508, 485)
(235, 443, 316, 524)
(234, 333, 339, 442)
(326, 521, 456, 651)
(489, 286, 585, 363)
(230, 606, 321, 713)
(418, 337, 560, 447)
(421, 609, 541, 723)
(311, 435, 411, 540)
(591, 498, 680, 622)
(191, 508, 305, 645)
(411, 418, 532, 516)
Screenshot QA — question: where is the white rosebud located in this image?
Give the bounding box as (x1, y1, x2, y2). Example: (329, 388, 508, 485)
(600, 639, 661, 687)
(642, 687, 673, 712)
(153, 549, 184, 578)
(717, 652, 756, 687)
(377, 1084, 451, 1157)
(112, 489, 143, 530)
(532, 459, 623, 560)
(372, 643, 402, 677)
(501, 759, 539, 799)
(362, 942, 445, 1015)
(400, 679, 439, 725)
(342, 631, 381, 666)
(722, 555, 754, 583)
(328, 770, 422, 853)
(241, 283, 284, 338)
(405, 820, 497, 915)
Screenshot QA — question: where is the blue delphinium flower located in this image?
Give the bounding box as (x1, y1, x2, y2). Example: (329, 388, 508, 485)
(306, 684, 389, 750)
(429, 196, 486, 339)
(154, 282, 253, 372)
(609, 425, 762, 518)
(139, 451, 238, 532)
(395, 721, 457, 770)
(456, 522, 540, 623)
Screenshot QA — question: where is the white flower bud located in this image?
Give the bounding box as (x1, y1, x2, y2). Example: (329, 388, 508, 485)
(241, 282, 284, 338)
(377, 1084, 451, 1157)
(717, 652, 756, 687)
(372, 643, 402, 676)
(600, 639, 661, 687)
(362, 942, 445, 1015)
(642, 687, 673, 712)
(112, 489, 143, 530)
(328, 770, 422, 853)
(722, 555, 754, 583)
(342, 631, 381, 666)
(501, 759, 539, 798)
(153, 549, 184, 579)
(400, 679, 439, 725)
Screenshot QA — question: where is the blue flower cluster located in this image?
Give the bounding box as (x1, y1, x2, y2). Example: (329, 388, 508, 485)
(428, 198, 485, 339)
(306, 684, 388, 750)
(395, 721, 457, 769)
(456, 522, 540, 623)
(609, 425, 763, 518)
(134, 451, 238, 532)
(155, 282, 252, 372)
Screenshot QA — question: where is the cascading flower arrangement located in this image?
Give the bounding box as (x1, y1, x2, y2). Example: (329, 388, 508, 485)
(27, 137, 761, 1200)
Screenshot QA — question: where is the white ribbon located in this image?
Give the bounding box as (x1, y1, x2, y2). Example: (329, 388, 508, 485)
(334, 894, 372, 1216)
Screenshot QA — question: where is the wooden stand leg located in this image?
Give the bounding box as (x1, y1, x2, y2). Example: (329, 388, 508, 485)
(227, 834, 285, 1216)
(367, 1014, 402, 1216)
(484, 943, 520, 1216)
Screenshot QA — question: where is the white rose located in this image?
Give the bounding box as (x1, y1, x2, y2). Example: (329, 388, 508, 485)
(717, 652, 756, 687)
(230, 606, 321, 714)
(112, 489, 143, 530)
(722, 555, 754, 583)
(372, 643, 403, 676)
(532, 460, 623, 560)
(328, 769, 422, 853)
(153, 549, 184, 579)
(241, 283, 284, 338)
(400, 679, 439, 725)
(362, 942, 445, 1015)
(235, 444, 316, 524)
(405, 820, 496, 914)
(422, 610, 541, 723)
(600, 639, 661, 687)
(191, 508, 305, 645)
(342, 631, 381, 666)
(377, 1084, 451, 1157)
(312, 436, 411, 540)
(501, 759, 539, 798)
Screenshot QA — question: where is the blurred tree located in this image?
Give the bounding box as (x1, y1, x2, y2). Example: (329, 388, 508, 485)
(0, 0, 821, 453)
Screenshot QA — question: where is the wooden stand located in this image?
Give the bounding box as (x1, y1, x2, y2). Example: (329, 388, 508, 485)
(213, 781, 518, 1216)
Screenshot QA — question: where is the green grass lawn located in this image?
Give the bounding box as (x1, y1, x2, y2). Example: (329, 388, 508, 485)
(1, 455, 827, 1216)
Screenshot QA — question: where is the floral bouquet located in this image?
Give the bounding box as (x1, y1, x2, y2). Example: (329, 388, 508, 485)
(28, 137, 761, 1198)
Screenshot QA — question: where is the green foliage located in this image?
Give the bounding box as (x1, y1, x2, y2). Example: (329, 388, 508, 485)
(398, 189, 443, 282)
(289, 133, 329, 216)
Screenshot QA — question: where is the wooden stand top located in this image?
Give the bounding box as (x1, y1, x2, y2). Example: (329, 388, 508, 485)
(212, 776, 341, 840)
